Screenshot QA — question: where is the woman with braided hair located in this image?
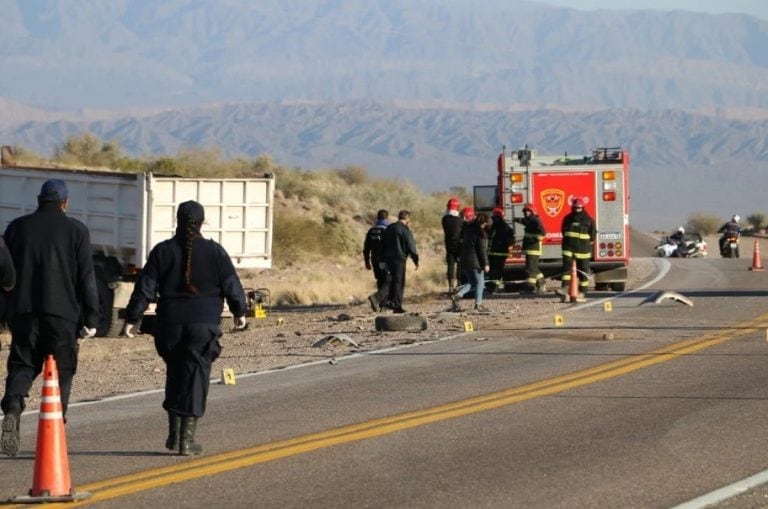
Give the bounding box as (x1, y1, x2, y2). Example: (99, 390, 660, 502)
(122, 200, 247, 456)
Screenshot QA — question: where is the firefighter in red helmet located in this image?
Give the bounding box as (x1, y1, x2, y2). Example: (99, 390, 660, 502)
(441, 197, 462, 293)
(558, 197, 595, 301)
(514, 202, 547, 295)
(487, 207, 514, 293)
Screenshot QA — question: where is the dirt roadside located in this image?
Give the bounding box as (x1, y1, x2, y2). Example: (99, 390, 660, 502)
(0, 257, 658, 412)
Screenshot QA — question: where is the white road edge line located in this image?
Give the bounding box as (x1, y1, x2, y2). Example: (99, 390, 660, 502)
(24, 257, 671, 418)
(669, 470, 768, 509)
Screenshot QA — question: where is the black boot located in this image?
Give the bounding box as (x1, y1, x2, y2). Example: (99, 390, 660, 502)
(165, 412, 181, 451)
(1, 408, 21, 457)
(179, 416, 203, 456)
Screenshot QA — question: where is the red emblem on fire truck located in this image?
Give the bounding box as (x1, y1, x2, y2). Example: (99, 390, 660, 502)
(540, 189, 565, 218)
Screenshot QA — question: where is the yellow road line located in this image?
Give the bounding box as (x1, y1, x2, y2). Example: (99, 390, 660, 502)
(33, 312, 768, 507)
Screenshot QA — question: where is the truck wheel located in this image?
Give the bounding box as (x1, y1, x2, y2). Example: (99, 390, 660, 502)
(375, 315, 428, 332)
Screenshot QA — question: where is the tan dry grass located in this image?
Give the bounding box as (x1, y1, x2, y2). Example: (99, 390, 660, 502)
(242, 245, 448, 307)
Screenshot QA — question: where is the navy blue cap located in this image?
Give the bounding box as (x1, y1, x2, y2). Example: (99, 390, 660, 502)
(38, 179, 69, 202)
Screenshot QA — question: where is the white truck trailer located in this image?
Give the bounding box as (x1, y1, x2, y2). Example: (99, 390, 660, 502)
(0, 157, 274, 336)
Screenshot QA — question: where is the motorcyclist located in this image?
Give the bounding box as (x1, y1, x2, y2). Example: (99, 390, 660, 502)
(669, 226, 685, 244)
(717, 215, 741, 256)
(668, 226, 688, 257)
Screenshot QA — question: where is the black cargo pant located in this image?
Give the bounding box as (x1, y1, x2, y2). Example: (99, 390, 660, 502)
(153, 322, 222, 418)
(385, 257, 407, 311)
(1, 314, 79, 415)
(371, 259, 392, 307)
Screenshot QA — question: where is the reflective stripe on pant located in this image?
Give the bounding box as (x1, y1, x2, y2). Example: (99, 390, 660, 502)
(525, 255, 543, 287)
(561, 255, 591, 291)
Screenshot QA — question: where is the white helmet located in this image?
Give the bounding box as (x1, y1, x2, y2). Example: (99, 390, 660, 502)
(732, 214, 740, 222)
(677, 226, 685, 234)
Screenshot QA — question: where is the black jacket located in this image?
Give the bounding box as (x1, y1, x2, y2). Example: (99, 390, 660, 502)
(382, 221, 419, 266)
(718, 221, 740, 236)
(363, 222, 388, 267)
(3, 202, 99, 327)
(460, 221, 489, 271)
(442, 213, 463, 255)
(125, 235, 247, 325)
(515, 214, 546, 255)
(561, 210, 595, 257)
(0, 237, 14, 291)
(488, 216, 514, 256)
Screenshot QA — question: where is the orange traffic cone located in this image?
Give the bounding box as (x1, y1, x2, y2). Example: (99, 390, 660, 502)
(568, 259, 581, 302)
(7, 355, 90, 503)
(749, 240, 765, 271)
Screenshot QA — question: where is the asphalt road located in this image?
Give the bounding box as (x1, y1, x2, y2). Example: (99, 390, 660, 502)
(4, 237, 768, 508)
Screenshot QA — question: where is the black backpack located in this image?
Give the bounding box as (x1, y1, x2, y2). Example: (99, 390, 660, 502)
(366, 225, 386, 260)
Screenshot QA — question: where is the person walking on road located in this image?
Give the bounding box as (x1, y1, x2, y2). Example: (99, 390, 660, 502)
(1, 179, 100, 457)
(382, 210, 419, 314)
(514, 203, 547, 294)
(441, 197, 463, 294)
(0, 235, 15, 321)
(364, 209, 391, 312)
(121, 200, 248, 456)
(451, 213, 491, 312)
(558, 197, 595, 300)
(487, 207, 514, 293)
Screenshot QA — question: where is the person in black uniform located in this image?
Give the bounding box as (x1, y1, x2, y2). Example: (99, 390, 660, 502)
(558, 197, 595, 301)
(514, 203, 547, 294)
(1, 179, 99, 457)
(121, 201, 247, 456)
(382, 210, 419, 314)
(0, 235, 15, 322)
(441, 197, 462, 294)
(487, 207, 514, 293)
(363, 209, 391, 312)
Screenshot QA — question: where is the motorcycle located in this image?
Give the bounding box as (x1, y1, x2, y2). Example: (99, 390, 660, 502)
(719, 233, 740, 258)
(655, 233, 707, 258)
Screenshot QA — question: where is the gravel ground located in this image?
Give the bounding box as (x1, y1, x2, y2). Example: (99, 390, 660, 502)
(0, 258, 657, 412)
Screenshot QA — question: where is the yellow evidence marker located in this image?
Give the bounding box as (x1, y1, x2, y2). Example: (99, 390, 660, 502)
(463, 321, 474, 332)
(253, 303, 267, 319)
(221, 368, 236, 385)
(554, 315, 564, 327)
(603, 301, 613, 312)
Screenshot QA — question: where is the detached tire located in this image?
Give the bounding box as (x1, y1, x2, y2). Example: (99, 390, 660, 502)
(375, 315, 428, 332)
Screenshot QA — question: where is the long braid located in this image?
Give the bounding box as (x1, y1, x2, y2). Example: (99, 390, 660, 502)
(182, 217, 199, 294)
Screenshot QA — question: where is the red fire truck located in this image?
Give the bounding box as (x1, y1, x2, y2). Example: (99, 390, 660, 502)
(474, 146, 630, 291)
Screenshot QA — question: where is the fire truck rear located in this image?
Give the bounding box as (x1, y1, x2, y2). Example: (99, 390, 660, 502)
(474, 146, 630, 291)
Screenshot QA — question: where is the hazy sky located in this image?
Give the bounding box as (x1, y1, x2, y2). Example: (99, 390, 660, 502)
(533, 0, 767, 20)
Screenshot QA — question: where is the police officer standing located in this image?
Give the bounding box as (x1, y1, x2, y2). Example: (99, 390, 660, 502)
(514, 203, 547, 295)
(1, 179, 99, 457)
(558, 197, 595, 300)
(364, 209, 391, 312)
(382, 210, 419, 314)
(121, 201, 247, 456)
